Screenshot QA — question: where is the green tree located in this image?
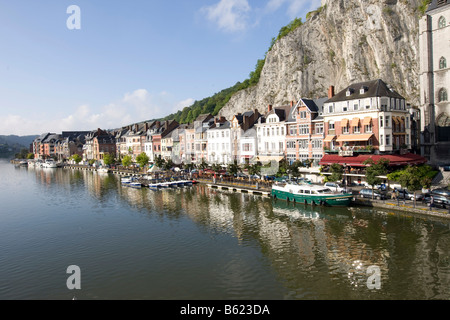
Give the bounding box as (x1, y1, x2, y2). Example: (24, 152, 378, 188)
(154, 156, 165, 169)
(26, 153, 34, 160)
(276, 158, 289, 177)
(103, 153, 115, 166)
(71, 154, 82, 164)
(327, 163, 344, 182)
(364, 158, 390, 199)
(211, 163, 222, 172)
(183, 162, 195, 172)
(122, 155, 132, 168)
(163, 159, 174, 171)
(247, 162, 262, 177)
(198, 158, 209, 170)
(136, 152, 149, 169)
(227, 160, 241, 176)
(388, 164, 438, 206)
(288, 160, 304, 178)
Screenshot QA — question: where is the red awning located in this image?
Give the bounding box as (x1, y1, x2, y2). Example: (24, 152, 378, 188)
(319, 153, 428, 167)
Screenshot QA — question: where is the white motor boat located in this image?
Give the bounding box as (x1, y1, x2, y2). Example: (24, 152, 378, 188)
(42, 159, 58, 168)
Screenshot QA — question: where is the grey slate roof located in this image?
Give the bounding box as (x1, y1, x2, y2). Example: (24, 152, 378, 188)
(325, 79, 404, 103)
(427, 0, 450, 12)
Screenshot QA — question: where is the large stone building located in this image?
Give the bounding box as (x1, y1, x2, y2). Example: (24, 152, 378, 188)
(419, 0, 450, 165)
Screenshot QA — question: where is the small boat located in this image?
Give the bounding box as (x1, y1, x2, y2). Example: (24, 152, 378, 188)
(121, 176, 132, 184)
(130, 181, 142, 188)
(271, 182, 353, 206)
(148, 183, 160, 190)
(97, 167, 110, 173)
(19, 160, 28, 167)
(42, 159, 58, 168)
(175, 181, 185, 187)
(182, 180, 193, 187)
(159, 182, 170, 188)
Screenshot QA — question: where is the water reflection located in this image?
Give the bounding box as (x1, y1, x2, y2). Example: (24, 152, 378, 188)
(17, 165, 450, 299)
(111, 180, 450, 299)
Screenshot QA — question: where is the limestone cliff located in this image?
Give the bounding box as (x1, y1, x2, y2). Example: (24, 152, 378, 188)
(219, 0, 422, 119)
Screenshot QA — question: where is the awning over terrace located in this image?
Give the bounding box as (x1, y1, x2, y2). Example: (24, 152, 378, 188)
(319, 153, 428, 167)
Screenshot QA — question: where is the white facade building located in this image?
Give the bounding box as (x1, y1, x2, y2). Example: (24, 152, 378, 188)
(419, 0, 450, 164)
(207, 121, 232, 165)
(255, 105, 290, 163)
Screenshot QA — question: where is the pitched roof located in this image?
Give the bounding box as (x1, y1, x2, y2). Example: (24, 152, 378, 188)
(325, 79, 404, 103)
(267, 105, 291, 122)
(427, 0, 450, 12)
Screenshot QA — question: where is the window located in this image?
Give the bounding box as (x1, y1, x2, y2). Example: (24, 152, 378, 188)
(385, 116, 390, 127)
(287, 141, 296, 149)
(438, 16, 446, 29)
(342, 125, 349, 134)
(386, 135, 391, 146)
(289, 125, 297, 136)
(440, 57, 447, 69)
(314, 123, 324, 134)
(299, 140, 308, 150)
(354, 104, 359, 111)
(364, 125, 373, 133)
(329, 121, 335, 130)
(300, 124, 309, 134)
(380, 135, 384, 146)
(353, 126, 360, 133)
(439, 88, 448, 102)
(380, 116, 383, 128)
(312, 140, 322, 149)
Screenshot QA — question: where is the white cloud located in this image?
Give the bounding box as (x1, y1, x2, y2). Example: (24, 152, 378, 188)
(0, 90, 195, 136)
(265, 0, 322, 19)
(201, 0, 251, 33)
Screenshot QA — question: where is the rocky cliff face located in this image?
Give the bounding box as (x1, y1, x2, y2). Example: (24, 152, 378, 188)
(219, 0, 422, 119)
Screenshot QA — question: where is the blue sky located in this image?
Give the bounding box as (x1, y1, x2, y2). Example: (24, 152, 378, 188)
(0, 0, 321, 136)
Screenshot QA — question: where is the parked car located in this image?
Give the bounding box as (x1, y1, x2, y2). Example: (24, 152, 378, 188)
(424, 195, 450, 209)
(393, 188, 424, 201)
(324, 182, 344, 192)
(431, 188, 450, 198)
(442, 164, 450, 172)
(359, 188, 389, 200)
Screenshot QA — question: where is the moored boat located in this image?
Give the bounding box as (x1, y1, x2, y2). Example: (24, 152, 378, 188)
(97, 167, 110, 173)
(271, 182, 353, 206)
(130, 181, 142, 188)
(42, 159, 58, 168)
(121, 176, 132, 184)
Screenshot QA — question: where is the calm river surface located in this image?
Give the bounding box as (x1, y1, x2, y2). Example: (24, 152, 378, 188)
(0, 159, 449, 300)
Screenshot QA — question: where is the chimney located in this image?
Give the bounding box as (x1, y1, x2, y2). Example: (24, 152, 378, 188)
(290, 101, 294, 107)
(328, 86, 335, 99)
(155, 121, 161, 128)
(268, 104, 273, 112)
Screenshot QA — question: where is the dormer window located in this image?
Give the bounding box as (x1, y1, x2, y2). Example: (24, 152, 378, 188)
(346, 88, 354, 97)
(359, 86, 368, 94)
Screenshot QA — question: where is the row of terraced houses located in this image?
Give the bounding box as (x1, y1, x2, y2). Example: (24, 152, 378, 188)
(31, 79, 428, 169)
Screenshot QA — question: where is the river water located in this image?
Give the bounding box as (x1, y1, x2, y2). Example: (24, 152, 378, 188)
(0, 159, 449, 300)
